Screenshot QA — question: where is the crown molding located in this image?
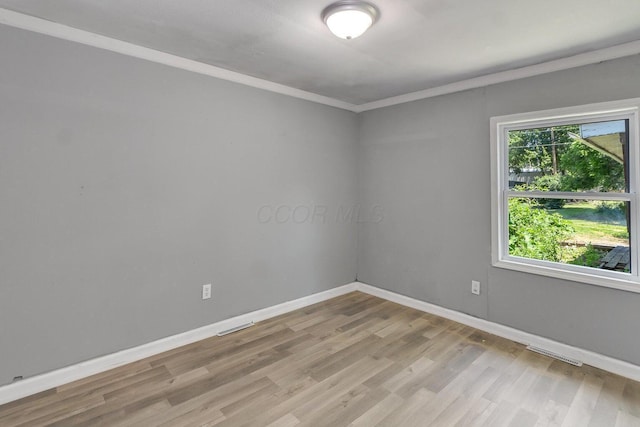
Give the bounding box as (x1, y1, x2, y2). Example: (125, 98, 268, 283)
(1, 8, 640, 114)
(353, 39, 640, 112)
(0, 8, 358, 112)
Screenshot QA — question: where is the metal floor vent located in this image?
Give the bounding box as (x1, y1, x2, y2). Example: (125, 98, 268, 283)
(526, 345, 583, 366)
(216, 321, 255, 336)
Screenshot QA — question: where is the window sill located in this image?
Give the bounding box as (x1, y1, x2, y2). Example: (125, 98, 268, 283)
(493, 257, 640, 294)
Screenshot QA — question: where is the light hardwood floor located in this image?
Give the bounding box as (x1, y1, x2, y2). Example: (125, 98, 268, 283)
(1, 291, 639, 426)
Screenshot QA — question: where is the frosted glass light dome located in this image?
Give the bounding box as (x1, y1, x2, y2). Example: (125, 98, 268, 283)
(322, 2, 379, 40)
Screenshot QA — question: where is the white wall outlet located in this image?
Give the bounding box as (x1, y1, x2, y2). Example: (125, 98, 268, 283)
(202, 284, 212, 300)
(471, 280, 480, 295)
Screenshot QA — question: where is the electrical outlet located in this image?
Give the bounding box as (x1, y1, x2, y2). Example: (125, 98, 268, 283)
(471, 280, 480, 295)
(202, 284, 212, 300)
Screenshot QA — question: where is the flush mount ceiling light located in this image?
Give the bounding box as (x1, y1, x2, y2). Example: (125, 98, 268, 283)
(322, 1, 379, 40)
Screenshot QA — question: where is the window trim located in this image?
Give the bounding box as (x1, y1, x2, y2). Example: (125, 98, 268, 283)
(490, 98, 640, 293)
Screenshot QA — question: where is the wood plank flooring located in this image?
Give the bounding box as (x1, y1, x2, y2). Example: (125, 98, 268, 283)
(1, 291, 639, 426)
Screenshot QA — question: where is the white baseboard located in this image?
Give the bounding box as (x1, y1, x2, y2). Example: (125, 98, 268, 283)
(355, 282, 640, 383)
(0, 282, 358, 405)
(3, 280, 639, 406)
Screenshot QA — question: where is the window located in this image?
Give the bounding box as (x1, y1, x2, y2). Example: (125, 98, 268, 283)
(491, 99, 640, 292)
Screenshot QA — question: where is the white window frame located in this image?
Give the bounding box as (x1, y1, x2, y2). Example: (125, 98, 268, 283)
(490, 98, 640, 293)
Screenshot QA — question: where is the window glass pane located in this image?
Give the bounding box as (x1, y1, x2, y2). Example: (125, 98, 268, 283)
(508, 120, 628, 193)
(508, 198, 630, 272)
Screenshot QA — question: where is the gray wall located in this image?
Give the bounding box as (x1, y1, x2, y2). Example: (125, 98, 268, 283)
(3, 21, 640, 389)
(0, 25, 358, 386)
(357, 54, 640, 365)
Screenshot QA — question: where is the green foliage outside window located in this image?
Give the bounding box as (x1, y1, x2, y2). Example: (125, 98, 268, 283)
(508, 198, 574, 262)
(508, 121, 629, 268)
(527, 175, 565, 208)
(509, 125, 625, 193)
(560, 141, 625, 192)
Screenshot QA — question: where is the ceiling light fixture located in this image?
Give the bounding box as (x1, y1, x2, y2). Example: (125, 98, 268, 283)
(322, 1, 379, 40)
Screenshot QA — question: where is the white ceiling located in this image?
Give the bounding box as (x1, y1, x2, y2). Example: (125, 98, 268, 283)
(1, 0, 640, 105)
